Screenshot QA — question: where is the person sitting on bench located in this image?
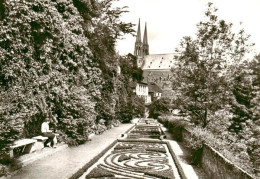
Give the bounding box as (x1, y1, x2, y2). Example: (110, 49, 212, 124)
(41, 118, 57, 148)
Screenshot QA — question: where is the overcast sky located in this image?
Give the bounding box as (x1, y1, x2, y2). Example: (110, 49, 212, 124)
(114, 0, 260, 57)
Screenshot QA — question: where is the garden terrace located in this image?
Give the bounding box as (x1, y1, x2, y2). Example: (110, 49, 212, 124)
(84, 140, 186, 179)
(78, 119, 186, 179)
(125, 118, 165, 140)
(127, 125, 164, 139)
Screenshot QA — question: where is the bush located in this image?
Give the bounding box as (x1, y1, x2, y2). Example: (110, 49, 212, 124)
(149, 98, 171, 119)
(158, 115, 189, 142)
(0, 153, 21, 177)
(185, 127, 215, 165)
(131, 96, 145, 118)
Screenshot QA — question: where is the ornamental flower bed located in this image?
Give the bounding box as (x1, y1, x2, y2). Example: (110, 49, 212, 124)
(127, 124, 165, 139)
(85, 141, 178, 179)
(77, 120, 186, 179)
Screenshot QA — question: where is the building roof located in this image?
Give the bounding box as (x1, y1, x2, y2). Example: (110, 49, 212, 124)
(142, 53, 177, 70)
(142, 70, 173, 78)
(139, 81, 148, 85)
(148, 83, 162, 93)
(130, 81, 148, 88)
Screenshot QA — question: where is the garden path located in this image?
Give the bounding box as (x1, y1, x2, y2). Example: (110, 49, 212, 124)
(5, 123, 133, 179)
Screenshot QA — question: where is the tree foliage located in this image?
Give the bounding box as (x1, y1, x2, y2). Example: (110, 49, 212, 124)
(114, 54, 145, 123)
(149, 98, 171, 119)
(172, 3, 259, 176)
(173, 3, 253, 127)
(0, 0, 136, 164)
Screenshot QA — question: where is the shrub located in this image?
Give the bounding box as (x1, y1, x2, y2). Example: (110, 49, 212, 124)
(118, 154, 131, 162)
(186, 127, 214, 165)
(149, 98, 171, 119)
(186, 126, 255, 174)
(158, 115, 189, 141)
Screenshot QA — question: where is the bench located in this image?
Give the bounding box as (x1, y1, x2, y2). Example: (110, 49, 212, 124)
(10, 139, 37, 158)
(31, 136, 49, 151)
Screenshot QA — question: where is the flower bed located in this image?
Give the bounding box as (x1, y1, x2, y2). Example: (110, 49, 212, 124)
(85, 141, 178, 179)
(127, 124, 164, 139)
(74, 120, 186, 179)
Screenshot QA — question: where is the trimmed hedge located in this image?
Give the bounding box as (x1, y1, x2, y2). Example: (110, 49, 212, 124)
(158, 116, 189, 142)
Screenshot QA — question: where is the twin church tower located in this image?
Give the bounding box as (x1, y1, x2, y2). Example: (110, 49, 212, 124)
(133, 19, 176, 92)
(134, 19, 149, 67)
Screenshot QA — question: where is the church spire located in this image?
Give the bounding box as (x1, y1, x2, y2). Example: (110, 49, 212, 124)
(142, 22, 149, 55)
(143, 22, 148, 45)
(134, 18, 142, 56)
(136, 18, 142, 43)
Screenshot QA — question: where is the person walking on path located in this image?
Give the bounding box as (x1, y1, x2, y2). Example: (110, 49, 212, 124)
(41, 118, 57, 148)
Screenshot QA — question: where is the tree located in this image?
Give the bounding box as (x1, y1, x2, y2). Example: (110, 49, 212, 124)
(229, 61, 254, 133)
(149, 98, 171, 119)
(0, 0, 105, 150)
(245, 54, 260, 177)
(131, 95, 145, 118)
(74, 0, 135, 127)
(173, 3, 253, 127)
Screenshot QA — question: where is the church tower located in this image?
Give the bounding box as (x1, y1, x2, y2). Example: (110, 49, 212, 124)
(142, 22, 149, 55)
(134, 19, 143, 57)
(134, 19, 149, 68)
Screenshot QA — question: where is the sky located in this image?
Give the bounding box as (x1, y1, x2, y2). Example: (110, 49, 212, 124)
(114, 0, 260, 56)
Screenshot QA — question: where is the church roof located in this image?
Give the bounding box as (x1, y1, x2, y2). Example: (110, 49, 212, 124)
(148, 83, 162, 93)
(142, 70, 172, 78)
(142, 53, 176, 70)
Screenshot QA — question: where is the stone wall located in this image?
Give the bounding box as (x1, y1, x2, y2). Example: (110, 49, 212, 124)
(181, 128, 255, 179)
(201, 144, 254, 179)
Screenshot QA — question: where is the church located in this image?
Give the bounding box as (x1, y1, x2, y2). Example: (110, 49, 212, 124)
(134, 19, 176, 97)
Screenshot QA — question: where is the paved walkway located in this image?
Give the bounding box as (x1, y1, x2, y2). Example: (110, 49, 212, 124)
(7, 123, 133, 179)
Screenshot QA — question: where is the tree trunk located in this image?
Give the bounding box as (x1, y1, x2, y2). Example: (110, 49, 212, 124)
(202, 108, 207, 128)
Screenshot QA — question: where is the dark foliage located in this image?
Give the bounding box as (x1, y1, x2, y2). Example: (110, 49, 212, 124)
(0, 0, 136, 168)
(149, 98, 171, 119)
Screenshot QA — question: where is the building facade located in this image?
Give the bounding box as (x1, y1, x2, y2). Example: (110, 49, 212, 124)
(135, 82, 150, 104)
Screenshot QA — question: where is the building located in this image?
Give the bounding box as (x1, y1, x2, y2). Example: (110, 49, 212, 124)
(134, 19, 177, 95)
(134, 81, 150, 104)
(148, 82, 162, 102)
(133, 81, 162, 104)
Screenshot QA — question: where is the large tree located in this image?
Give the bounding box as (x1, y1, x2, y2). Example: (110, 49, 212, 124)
(73, 0, 135, 125)
(0, 0, 135, 160)
(0, 0, 105, 150)
(173, 3, 253, 127)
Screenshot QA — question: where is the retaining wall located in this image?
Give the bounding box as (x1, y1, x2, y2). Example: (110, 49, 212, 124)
(182, 128, 255, 179)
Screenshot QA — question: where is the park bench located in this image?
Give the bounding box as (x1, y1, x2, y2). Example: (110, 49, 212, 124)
(10, 134, 59, 157)
(31, 136, 49, 151)
(32, 134, 59, 149)
(10, 139, 37, 158)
